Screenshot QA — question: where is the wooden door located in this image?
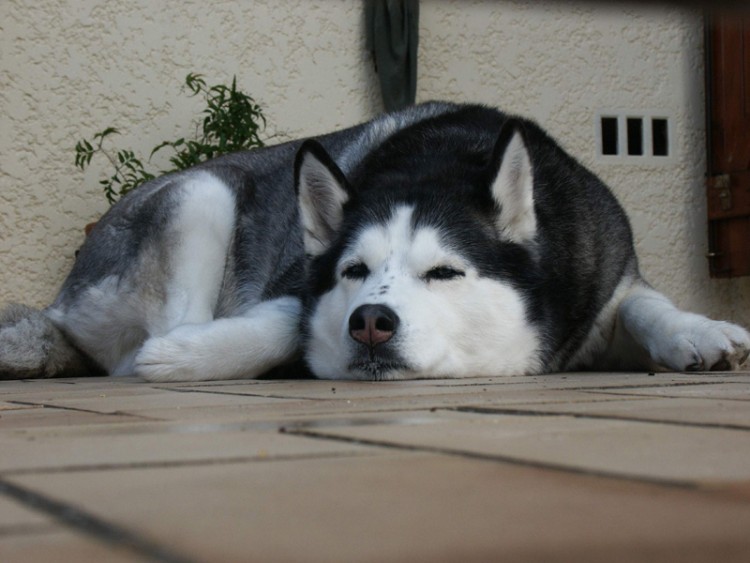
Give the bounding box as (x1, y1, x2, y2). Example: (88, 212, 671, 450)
(706, 14, 750, 277)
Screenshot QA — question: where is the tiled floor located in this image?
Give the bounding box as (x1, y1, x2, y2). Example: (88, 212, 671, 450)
(1, 371, 749, 562)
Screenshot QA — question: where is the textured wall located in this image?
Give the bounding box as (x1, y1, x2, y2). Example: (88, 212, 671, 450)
(1, 0, 748, 328)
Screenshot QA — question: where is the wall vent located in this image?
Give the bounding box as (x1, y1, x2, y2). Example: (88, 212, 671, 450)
(596, 112, 672, 162)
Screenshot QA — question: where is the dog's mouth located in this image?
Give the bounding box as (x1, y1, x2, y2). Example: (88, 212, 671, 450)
(347, 358, 411, 380)
(343, 330, 412, 380)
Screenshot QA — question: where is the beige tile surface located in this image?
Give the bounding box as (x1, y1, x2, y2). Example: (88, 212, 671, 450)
(293, 411, 750, 482)
(0, 531, 141, 563)
(588, 381, 750, 400)
(1, 385, 299, 415)
(164, 372, 747, 398)
(1, 372, 749, 562)
(0, 424, 379, 474)
(78, 387, 639, 423)
(0, 407, 143, 430)
(457, 397, 750, 428)
(7, 454, 750, 563)
(0, 496, 53, 530)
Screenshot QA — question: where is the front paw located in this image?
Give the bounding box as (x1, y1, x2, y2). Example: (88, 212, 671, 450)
(657, 318, 750, 372)
(135, 327, 208, 382)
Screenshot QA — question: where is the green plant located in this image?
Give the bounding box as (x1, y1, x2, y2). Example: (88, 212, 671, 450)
(75, 73, 266, 204)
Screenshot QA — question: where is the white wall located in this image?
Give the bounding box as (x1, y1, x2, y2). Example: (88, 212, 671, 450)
(1, 0, 747, 327)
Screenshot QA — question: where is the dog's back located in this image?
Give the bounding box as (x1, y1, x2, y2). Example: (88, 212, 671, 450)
(0, 102, 458, 379)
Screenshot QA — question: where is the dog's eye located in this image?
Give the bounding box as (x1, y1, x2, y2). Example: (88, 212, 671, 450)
(423, 266, 465, 281)
(342, 262, 370, 280)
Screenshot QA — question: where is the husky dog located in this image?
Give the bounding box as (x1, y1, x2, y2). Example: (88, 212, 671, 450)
(1, 102, 748, 381)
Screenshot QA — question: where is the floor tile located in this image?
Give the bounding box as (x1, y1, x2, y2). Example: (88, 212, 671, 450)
(0, 408, 144, 430)
(166, 372, 742, 400)
(455, 397, 750, 428)
(588, 382, 750, 400)
(0, 420, 379, 474)
(293, 410, 750, 482)
(2, 385, 298, 416)
(6, 454, 750, 563)
(0, 495, 53, 530)
(2, 372, 749, 562)
(0, 530, 143, 563)
(0, 402, 40, 412)
(108, 389, 632, 424)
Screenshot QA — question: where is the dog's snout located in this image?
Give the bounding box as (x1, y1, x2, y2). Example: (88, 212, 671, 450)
(349, 304, 399, 347)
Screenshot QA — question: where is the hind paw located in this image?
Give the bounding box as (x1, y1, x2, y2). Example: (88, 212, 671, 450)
(654, 318, 750, 372)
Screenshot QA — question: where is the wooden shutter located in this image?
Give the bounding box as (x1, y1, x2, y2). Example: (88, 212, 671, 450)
(705, 14, 750, 278)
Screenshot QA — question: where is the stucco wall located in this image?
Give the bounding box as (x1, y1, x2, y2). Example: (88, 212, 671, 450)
(1, 0, 748, 328)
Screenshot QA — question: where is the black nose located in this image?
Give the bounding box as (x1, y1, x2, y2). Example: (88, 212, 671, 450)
(348, 304, 400, 348)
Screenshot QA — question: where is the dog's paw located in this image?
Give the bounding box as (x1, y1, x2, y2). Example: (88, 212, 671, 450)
(654, 317, 750, 372)
(135, 326, 212, 382)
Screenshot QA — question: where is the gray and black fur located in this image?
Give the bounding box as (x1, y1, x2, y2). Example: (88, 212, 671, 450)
(1, 102, 748, 381)
(301, 105, 638, 374)
(0, 102, 455, 379)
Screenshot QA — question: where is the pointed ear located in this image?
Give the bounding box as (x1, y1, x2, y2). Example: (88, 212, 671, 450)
(295, 140, 353, 255)
(487, 122, 537, 244)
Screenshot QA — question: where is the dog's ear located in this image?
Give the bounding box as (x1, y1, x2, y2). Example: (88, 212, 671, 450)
(487, 122, 536, 244)
(295, 140, 353, 255)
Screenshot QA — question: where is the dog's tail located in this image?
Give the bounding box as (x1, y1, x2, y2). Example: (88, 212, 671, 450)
(0, 304, 95, 379)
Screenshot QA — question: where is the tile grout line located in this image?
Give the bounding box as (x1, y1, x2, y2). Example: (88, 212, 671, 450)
(446, 406, 750, 431)
(152, 386, 330, 401)
(281, 427, 700, 490)
(0, 449, 381, 477)
(567, 380, 746, 391)
(0, 477, 199, 563)
(5, 400, 154, 419)
(152, 379, 749, 402)
(582, 390, 750, 402)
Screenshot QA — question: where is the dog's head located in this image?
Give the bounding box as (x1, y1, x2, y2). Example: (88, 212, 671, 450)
(296, 119, 543, 380)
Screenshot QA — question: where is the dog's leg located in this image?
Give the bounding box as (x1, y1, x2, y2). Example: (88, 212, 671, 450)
(157, 172, 236, 332)
(131, 172, 305, 382)
(617, 284, 750, 371)
(135, 296, 302, 382)
(99, 172, 236, 377)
